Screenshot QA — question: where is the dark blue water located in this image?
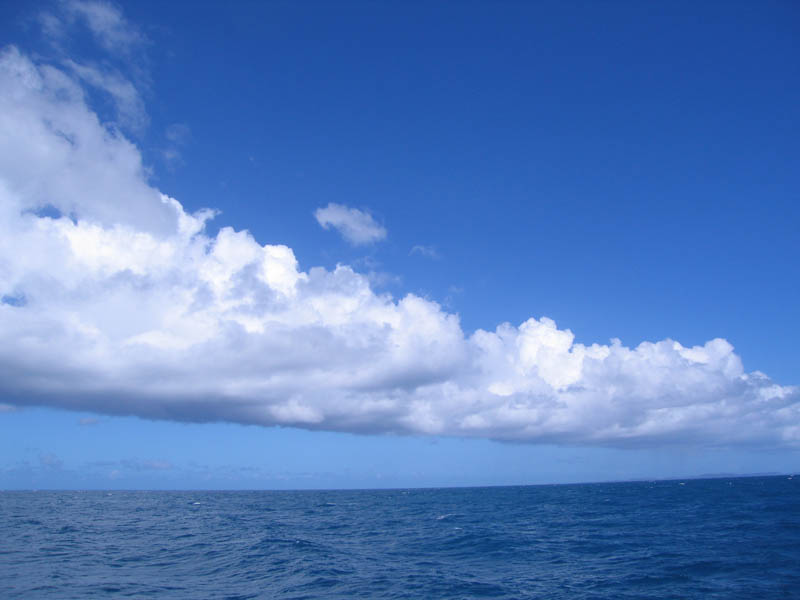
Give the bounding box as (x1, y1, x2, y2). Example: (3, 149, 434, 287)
(1, 476, 798, 598)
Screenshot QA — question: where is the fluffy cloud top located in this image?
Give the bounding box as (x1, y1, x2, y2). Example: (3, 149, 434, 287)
(1, 45, 798, 448)
(315, 203, 388, 245)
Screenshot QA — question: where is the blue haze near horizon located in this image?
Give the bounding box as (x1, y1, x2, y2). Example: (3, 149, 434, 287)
(2, 407, 798, 491)
(0, 0, 798, 489)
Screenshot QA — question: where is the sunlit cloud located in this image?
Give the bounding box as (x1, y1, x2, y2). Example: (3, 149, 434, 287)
(1, 18, 798, 450)
(315, 203, 387, 246)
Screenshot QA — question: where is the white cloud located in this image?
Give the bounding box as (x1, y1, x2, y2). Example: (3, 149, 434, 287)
(0, 46, 174, 234)
(1, 46, 798, 448)
(315, 203, 387, 245)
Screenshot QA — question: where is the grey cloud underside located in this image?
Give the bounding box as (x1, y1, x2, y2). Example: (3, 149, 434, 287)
(1, 45, 799, 448)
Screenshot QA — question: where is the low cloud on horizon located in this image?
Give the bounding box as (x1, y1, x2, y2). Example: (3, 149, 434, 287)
(1, 17, 798, 450)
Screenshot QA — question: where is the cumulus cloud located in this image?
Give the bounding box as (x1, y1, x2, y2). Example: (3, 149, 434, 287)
(1, 45, 799, 449)
(0, 46, 175, 233)
(315, 203, 387, 245)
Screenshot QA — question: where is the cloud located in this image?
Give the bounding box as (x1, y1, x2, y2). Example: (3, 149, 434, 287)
(78, 417, 100, 426)
(315, 203, 387, 245)
(165, 123, 191, 144)
(39, 452, 64, 470)
(37, 1, 150, 136)
(0, 45, 798, 449)
(0, 46, 175, 233)
(119, 459, 173, 471)
(63, 59, 147, 131)
(410, 245, 440, 259)
(161, 123, 191, 168)
(352, 256, 401, 289)
(64, 0, 146, 55)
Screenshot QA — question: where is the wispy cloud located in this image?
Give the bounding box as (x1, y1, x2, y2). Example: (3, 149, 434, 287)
(410, 244, 440, 259)
(39, 452, 64, 470)
(315, 203, 387, 245)
(120, 459, 173, 472)
(64, 0, 146, 55)
(165, 123, 191, 144)
(0, 43, 798, 449)
(352, 256, 401, 289)
(161, 123, 191, 168)
(63, 59, 147, 131)
(87, 458, 174, 475)
(38, 1, 150, 135)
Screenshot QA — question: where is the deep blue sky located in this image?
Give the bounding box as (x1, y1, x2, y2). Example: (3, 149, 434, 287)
(137, 0, 799, 376)
(0, 0, 798, 489)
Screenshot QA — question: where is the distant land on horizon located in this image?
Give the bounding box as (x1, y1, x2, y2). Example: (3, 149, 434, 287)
(3, 471, 796, 493)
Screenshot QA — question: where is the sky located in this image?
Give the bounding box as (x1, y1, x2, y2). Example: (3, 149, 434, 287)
(0, 0, 798, 490)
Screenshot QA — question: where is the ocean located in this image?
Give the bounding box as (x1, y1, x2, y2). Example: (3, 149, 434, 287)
(1, 476, 798, 598)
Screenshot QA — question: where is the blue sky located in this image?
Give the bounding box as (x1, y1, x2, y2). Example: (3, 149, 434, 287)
(0, 0, 798, 489)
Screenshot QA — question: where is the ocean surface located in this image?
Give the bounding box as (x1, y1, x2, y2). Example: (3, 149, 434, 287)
(1, 476, 798, 599)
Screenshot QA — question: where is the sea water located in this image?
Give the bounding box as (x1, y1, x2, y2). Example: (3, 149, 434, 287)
(1, 476, 798, 598)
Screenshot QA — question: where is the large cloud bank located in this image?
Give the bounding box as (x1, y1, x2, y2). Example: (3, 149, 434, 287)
(1, 44, 798, 447)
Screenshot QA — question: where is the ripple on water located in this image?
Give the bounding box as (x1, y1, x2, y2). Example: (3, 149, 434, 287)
(0, 478, 798, 598)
